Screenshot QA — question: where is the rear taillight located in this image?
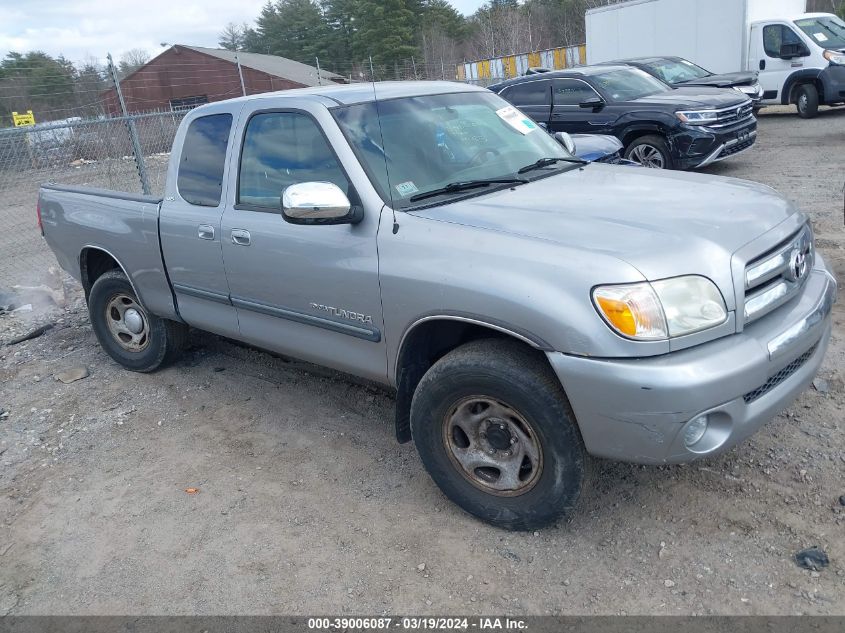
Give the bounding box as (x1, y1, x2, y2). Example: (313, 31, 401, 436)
(36, 199, 44, 236)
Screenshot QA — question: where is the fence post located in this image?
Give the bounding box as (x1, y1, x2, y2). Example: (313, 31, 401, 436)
(235, 53, 247, 96)
(107, 53, 151, 196)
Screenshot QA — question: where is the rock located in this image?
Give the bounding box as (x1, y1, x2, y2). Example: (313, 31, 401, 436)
(499, 549, 521, 563)
(0, 289, 18, 313)
(0, 408, 8, 420)
(664, 579, 676, 588)
(417, 563, 426, 571)
(812, 378, 830, 394)
(55, 367, 89, 384)
(839, 495, 845, 507)
(794, 547, 829, 571)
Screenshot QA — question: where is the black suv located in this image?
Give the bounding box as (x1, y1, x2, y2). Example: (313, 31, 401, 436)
(603, 56, 763, 109)
(489, 65, 757, 170)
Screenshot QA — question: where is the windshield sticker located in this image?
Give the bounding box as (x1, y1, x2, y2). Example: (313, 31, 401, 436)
(813, 32, 828, 42)
(496, 106, 538, 135)
(395, 181, 419, 197)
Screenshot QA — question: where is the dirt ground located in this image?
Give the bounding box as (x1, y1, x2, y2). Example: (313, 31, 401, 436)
(1, 105, 844, 616)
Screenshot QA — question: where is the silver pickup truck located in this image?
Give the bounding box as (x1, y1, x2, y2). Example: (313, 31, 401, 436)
(39, 82, 836, 530)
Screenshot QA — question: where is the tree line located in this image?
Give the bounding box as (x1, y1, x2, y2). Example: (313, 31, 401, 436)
(1, 0, 843, 125)
(220, 0, 845, 75)
(0, 49, 153, 125)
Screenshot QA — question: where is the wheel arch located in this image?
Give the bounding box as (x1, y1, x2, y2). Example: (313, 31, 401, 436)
(392, 316, 554, 444)
(781, 69, 824, 105)
(79, 246, 140, 301)
(619, 124, 668, 148)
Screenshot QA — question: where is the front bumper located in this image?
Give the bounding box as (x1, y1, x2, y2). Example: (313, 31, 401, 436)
(820, 65, 845, 105)
(547, 260, 837, 465)
(673, 118, 757, 170)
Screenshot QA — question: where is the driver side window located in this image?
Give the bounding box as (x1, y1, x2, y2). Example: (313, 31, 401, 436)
(763, 24, 803, 58)
(238, 111, 350, 209)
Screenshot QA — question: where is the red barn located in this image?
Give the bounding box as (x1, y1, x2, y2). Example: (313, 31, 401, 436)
(102, 45, 346, 114)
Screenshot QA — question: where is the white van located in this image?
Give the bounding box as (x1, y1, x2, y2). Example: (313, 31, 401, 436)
(586, 0, 845, 118)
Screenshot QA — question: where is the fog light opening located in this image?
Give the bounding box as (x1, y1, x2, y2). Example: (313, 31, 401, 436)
(684, 415, 709, 448)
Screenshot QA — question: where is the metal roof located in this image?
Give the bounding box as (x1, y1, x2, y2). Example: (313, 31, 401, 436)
(180, 46, 345, 87)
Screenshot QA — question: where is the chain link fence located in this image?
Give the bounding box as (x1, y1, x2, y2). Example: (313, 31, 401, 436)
(0, 110, 186, 291)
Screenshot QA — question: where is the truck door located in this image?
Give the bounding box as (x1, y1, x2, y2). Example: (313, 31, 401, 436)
(159, 111, 240, 338)
(500, 79, 552, 127)
(550, 78, 612, 133)
(220, 106, 386, 383)
(753, 22, 810, 103)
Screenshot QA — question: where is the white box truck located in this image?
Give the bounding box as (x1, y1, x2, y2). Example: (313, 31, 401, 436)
(586, 0, 845, 117)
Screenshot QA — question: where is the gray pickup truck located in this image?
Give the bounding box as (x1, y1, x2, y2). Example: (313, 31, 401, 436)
(39, 82, 836, 530)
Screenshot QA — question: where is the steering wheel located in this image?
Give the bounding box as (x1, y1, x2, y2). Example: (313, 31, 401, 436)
(468, 147, 501, 167)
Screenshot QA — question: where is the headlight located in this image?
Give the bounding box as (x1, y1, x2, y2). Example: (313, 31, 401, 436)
(593, 276, 728, 340)
(824, 50, 845, 65)
(735, 83, 762, 97)
(676, 109, 719, 125)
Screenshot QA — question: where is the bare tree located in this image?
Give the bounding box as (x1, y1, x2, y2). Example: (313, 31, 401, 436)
(118, 48, 151, 78)
(219, 22, 249, 51)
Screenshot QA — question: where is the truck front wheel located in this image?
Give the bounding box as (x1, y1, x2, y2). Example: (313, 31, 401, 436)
(88, 270, 188, 372)
(410, 339, 588, 530)
(796, 84, 819, 119)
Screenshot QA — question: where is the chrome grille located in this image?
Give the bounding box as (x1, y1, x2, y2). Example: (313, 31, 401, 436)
(743, 343, 817, 404)
(743, 226, 813, 324)
(708, 101, 755, 129)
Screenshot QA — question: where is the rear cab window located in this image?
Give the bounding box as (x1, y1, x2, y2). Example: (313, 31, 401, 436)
(177, 113, 233, 206)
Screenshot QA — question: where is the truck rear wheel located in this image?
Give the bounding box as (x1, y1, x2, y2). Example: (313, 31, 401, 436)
(88, 270, 188, 372)
(796, 84, 819, 119)
(410, 339, 588, 530)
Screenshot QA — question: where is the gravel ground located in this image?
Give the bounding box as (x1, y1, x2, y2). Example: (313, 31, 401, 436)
(1, 105, 843, 616)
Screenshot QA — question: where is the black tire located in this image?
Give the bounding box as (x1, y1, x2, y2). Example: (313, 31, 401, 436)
(624, 135, 674, 169)
(88, 270, 188, 372)
(410, 338, 588, 530)
(796, 84, 819, 119)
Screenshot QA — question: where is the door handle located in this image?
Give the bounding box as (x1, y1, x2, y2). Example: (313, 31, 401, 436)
(231, 228, 251, 246)
(197, 224, 215, 240)
(759, 60, 766, 70)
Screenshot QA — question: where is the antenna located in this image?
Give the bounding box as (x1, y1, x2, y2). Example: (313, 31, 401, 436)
(369, 55, 400, 234)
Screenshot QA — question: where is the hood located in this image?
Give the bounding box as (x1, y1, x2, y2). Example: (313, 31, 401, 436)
(411, 164, 798, 295)
(630, 86, 749, 109)
(678, 71, 758, 88)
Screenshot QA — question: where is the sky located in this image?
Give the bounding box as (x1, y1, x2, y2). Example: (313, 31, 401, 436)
(0, 0, 487, 64)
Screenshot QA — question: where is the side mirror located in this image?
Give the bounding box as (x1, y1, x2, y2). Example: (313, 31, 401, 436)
(553, 131, 577, 155)
(281, 182, 363, 226)
(579, 96, 605, 111)
(779, 42, 808, 59)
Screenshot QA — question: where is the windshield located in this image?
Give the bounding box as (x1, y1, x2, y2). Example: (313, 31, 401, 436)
(332, 91, 571, 209)
(591, 68, 669, 102)
(795, 16, 845, 49)
(640, 58, 712, 83)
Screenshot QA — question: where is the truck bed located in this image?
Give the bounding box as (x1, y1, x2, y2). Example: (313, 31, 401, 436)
(38, 183, 178, 320)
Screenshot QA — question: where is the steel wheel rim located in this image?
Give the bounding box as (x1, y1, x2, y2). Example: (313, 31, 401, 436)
(105, 293, 150, 352)
(442, 396, 543, 497)
(629, 144, 665, 168)
(798, 94, 808, 112)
